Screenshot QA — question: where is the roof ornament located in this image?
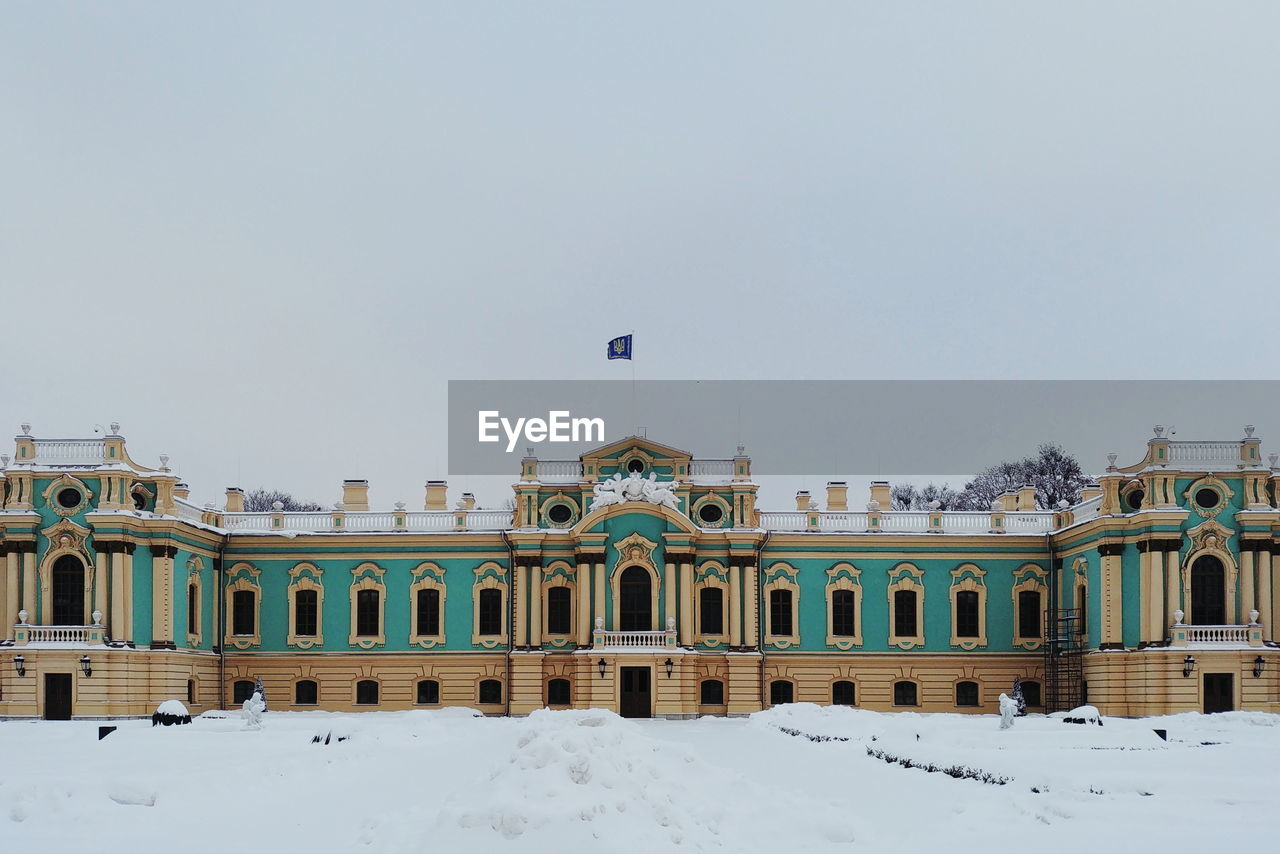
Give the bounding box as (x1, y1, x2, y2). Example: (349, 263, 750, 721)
(109, 422, 120, 435)
(1245, 424, 1255, 438)
(1107, 453, 1118, 469)
(589, 471, 681, 511)
(20, 423, 31, 436)
(1269, 454, 1278, 469)
(1153, 425, 1164, 438)
(159, 454, 170, 471)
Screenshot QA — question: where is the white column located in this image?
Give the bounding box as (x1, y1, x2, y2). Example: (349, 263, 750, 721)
(679, 561, 693, 646)
(528, 565, 542, 648)
(1241, 549, 1256, 625)
(576, 562, 591, 646)
(663, 562, 676, 633)
(1165, 550, 1181, 634)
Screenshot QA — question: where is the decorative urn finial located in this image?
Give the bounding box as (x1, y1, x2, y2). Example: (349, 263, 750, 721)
(1153, 425, 1164, 438)
(1245, 424, 1256, 438)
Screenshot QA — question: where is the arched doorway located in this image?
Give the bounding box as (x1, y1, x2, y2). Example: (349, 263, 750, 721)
(618, 565, 652, 631)
(51, 554, 86, 625)
(1190, 555, 1226, 625)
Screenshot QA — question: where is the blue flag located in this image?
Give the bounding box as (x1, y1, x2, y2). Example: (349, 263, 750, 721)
(607, 334, 633, 360)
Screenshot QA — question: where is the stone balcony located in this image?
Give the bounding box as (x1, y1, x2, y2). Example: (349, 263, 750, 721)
(1169, 620, 1264, 648)
(592, 618, 678, 651)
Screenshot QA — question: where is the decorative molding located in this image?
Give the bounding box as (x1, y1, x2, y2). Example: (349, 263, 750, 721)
(887, 562, 925, 650)
(287, 562, 324, 649)
(948, 564, 988, 650)
(348, 562, 386, 649)
(39, 474, 94, 517)
(409, 562, 447, 648)
(824, 562, 863, 650)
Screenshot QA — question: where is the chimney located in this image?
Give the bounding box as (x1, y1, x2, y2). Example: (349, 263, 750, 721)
(998, 490, 1017, 512)
(1080, 482, 1102, 503)
(225, 487, 245, 512)
(342, 479, 370, 511)
(1015, 484, 1038, 511)
(425, 480, 448, 511)
(826, 481, 848, 511)
(795, 490, 811, 510)
(173, 482, 190, 500)
(461, 492, 476, 510)
(869, 481, 892, 510)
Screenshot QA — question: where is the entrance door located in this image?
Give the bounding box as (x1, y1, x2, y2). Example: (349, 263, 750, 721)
(1203, 673, 1233, 713)
(1190, 556, 1226, 625)
(44, 673, 73, 721)
(619, 666, 652, 718)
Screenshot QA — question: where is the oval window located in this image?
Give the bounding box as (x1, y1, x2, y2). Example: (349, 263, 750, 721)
(698, 503, 724, 525)
(1194, 488, 1220, 510)
(56, 487, 82, 509)
(547, 503, 573, 525)
(1126, 489, 1144, 511)
(626, 458, 645, 474)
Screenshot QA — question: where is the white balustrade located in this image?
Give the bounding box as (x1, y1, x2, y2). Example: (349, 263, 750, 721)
(1184, 625, 1250, 644)
(1068, 495, 1103, 525)
(1167, 442, 1243, 467)
(941, 513, 991, 532)
(173, 498, 207, 523)
(345, 513, 397, 532)
(535, 461, 583, 481)
(1005, 512, 1055, 533)
(596, 630, 670, 649)
(881, 512, 930, 532)
(759, 511, 807, 531)
(689, 460, 735, 478)
(817, 513, 870, 531)
(33, 439, 106, 464)
(404, 512, 455, 531)
(282, 513, 337, 531)
(222, 513, 273, 531)
(24, 625, 92, 644)
(465, 510, 513, 530)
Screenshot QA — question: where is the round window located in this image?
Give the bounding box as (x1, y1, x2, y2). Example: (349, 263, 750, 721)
(626, 458, 645, 474)
(698, 503, 724, 525)
(1126, 489, 1145, 511)
(1194, 488, 1220, 510)
(56, 487, 82, 509)
(547, 503, 573, 525)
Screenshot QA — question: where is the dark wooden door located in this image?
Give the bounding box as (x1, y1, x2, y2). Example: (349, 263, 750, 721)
(1190, 556, 1225, 625)
(44, 673, 73, 721)
(1203, 673, 1233, 713)
(619, 666, 651, 718)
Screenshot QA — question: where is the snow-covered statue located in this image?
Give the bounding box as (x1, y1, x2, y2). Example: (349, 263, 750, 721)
(242, 691, 266, 730)
(588, 472, 682, 512)
(998, 693, 1018, 730)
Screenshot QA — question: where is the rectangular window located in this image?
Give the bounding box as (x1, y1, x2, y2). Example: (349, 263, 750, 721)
(295, 589, 318, 637)
(546, 586, 571, 635)
(416, 588, 441, 636)
(831, 589, 855, 637)
(232, 590, 255, 636)
(700, 587, 724, 635)
(769, 589, 793, 636)
(893, 589, 917, 637)
(1018, 590, 1042, 639)
(187, 584, 198, 635)
(955, 590, 980, 638)
(478, 588, 502, 636)
(356, 589, 380, 637)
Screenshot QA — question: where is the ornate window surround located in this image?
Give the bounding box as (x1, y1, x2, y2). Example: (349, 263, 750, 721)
(690, 493, 732, 529)
(472, 562, 508, 648)
(348, 563, 386, 649)
(1182, 518, 1238, 624)
(1073, 557, 1089, 644)
(224, 563, 261, 649)
(539, 493, 581, 529)
(409, 562, 447, 648)
(1182, 475, 1233, 519)
(186, 556, 204, 646)
(948, 564, 987, 650)
(887, 563, 925, 649)
(693, 562, 730, 646)
(541, 562, 576, 644)
(40, 474, 94, 517)
(610, 533, 661, 631)
(763, 562, 800, 649)
(287, 562, 324, 649)
(1011, 563, 1048, 650)
(37, 518, 95, 625)
(825, 562, 863, 649)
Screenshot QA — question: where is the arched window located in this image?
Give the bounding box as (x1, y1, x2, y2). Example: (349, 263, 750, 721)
(232, 680, 256, 704)
(893, 589, 917, 637)
(187, 584, 198, 637)
(232, 590, 256, 636)
(186, 679, 196, 705)
(295, 680, 318, 705)
(700, 679, 725, 705)
(417, 679, 440, 705)
(1018, 590, 1042, 639)
(955, 590, 980, 638)
(51, 555, 85, 625)
(477, 588, 503, 636)
(893, 680, 918, 707)
(955, 681, 979, 707)
(478, 679, 502, 705)
(699, 586, 724, 635)
(769, 680, 794, 706)
(355, 589, 380, 637)
(769, 589, 794, 636)
(831, 590, 855, 637)
(355, 680, 379, 705)
(546, 587, 572, 635)
(1021, 680, 1042, 708)
(547, 678, 571, 706)
(416, 588, 441, 636)
(832, 680, 855, 706)
(619, 566, 652, 631)
(295, 589, 319, 637)
(1190, 555, 1226, 625)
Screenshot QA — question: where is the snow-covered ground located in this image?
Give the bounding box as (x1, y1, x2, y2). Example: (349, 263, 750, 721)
(1, 705, 1274, 853)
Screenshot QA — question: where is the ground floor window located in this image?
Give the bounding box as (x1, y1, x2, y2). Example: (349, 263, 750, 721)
(417, 679, 440, 705)
(832, 680, 855, 706)
(1021, 680, 1042, 708)
(770, 680, 794, 705)
(232, 680, 255, 704)
(547, 678, 571, 705)
(355, 680, 379, 705)
(187, 679, 196, 705)
(700, 679, 725, 705)
(955, 680, 979, 707)
(478, 679, 502, 704)
(295, 679, 318, 705)
(893, 680, 918, 707)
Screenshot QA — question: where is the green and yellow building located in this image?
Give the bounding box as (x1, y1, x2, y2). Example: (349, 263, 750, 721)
(1, 424, 1277, 720)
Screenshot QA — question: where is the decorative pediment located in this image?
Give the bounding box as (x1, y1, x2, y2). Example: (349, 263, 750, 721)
(581, 436, 693, 465)
(613, 532, 659, 570)
(40, 517, 93, 554)
(1186, 517, 1233, 553)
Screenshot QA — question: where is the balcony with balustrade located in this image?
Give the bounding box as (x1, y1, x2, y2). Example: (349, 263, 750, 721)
(591, 617, 678, 651)
(1169, 610, 1264, 648)
(11, 611, 108, 648)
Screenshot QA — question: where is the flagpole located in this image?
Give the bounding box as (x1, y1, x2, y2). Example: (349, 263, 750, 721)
(630, 329, 636, 436)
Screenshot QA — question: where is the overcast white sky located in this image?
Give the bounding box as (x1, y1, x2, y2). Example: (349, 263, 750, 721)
(3, 2, 1279, 510)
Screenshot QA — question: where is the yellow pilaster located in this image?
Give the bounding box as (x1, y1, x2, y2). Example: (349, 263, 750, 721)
(1, 550, 13, 638)
(1165, 550, 1181, 632)
(1258, 550, 1273, 640)
(1099, 545, 1122, 646)
(729, 564, 742, 647)
(1138, 548, 1152, 642)
(21, 548, 36, 620)
(679, 562, 693, 646)
(110, 550, 127, 641)
(576, 562, 591, 646)
(664, 562, 676, 631)
(1241, 549, 1256, 623)
(743, 563, 759, 647)
(528, 565, 542, 648)
(94, 551, 109, 624)
(513, 564, 527, 648)
(593, 563, 605, 630)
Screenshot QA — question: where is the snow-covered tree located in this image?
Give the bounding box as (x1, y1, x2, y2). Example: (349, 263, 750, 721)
(245, 489, 323, 512)
(957, 444, 1089, 510)
(1011, 676, 1026, 716)
(890, 483, 965, 510)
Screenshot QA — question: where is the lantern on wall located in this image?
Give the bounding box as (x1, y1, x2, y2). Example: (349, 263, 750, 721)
(1182, 655, 1196, 678)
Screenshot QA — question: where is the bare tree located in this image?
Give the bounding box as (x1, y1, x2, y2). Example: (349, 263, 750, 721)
(894, 444, 1088, 512)
(245, 488, 323, 512)
(891, 483, 965, 510)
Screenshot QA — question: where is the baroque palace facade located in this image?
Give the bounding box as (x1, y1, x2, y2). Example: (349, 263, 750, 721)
(0, 424, 1277, 721)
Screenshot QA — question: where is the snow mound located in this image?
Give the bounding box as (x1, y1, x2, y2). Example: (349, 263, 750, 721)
(1063, 705, 1103, 725)
(437, 708, 856, 848)
(151, 699, 191, 726)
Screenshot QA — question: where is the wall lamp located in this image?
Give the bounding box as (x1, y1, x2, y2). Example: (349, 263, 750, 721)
(664, 658, 674, 678)
(1182, 655, 1196, 678)
(80, 655, 93, 677)
(13, 654, 25, 677)
(1254, 656, 1265, 678)
(597, 658, 607, 678)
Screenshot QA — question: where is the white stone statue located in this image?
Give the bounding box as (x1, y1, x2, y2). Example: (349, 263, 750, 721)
(588, 472, 682, 512)
(242, 691, 266, 730)
(642, 474, 681, 510)
(998, 693, 1017, 730)
(590, 475, 626, 510)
